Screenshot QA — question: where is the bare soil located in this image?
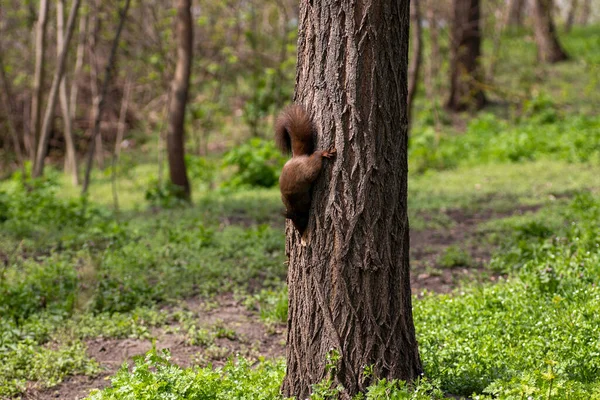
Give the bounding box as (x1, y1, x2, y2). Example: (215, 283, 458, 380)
(21, 205, 537, 399)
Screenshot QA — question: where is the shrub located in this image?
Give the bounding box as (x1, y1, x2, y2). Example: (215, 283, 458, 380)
(221, 138, 286, 188)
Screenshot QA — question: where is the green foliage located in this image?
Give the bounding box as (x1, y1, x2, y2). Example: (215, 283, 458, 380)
(0, 255, 78, 322)
(437, 245, 473, 268)
(221, 138, 286, 188)
(185, 154, 217, 185)
(415, 193, 600, 398)
(410, 104, 600, 173)
(144, 178, 190, 209)
(0, 339, 99, 397)
(86, 349, 285, 400)
(0, 174, 110, 242)
(245, 288, 288, 324)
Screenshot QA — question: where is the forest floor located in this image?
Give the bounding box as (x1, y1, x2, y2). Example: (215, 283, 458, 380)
(19, 201, 538, 400)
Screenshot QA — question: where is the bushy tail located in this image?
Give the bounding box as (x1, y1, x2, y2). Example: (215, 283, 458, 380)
(274, 105, 314, 156)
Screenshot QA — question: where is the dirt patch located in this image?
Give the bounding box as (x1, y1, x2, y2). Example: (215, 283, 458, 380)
(22, 294, 285, 400)
(410, 205, 540, 294)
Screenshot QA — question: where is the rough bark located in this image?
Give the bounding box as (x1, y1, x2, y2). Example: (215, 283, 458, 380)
(30, 0, 50, 162)
(282, 1, 422, 398)
(408, 0, 423, 124)
(57, 0, 79, 184)
(531, 0, 569, 63)
(446, 0, 486, 112)
(166, 0, 193, 200)
(33, 0, 82, 178)
(506, 0, 526, 26)
(82, 0, 132, 195)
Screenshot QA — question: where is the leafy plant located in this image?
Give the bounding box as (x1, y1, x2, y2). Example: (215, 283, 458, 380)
(221, 138, 286, 188)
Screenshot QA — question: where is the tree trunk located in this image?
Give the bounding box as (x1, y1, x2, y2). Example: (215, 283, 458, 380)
(282, 1, 422, 398)
(408, 0, 423, 125)
(425, 0, 439, 100)
(446, 0, 486, 112)
(57, 0, 79, 185)
(531, 0, 569, 63)
(506, 0, 526, 26)
(82, 0, 132, 195)
(33, 0, 82, 178)
(30, 0, 50, 163)
(0, 50, 25, 171)
(577, 0, 591, 25)
(166, 0, 193, 200)
(565, 0, 578, 32)
(70, 11, 87, 126)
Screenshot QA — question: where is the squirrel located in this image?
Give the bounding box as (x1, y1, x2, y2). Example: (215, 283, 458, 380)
(275, 104, 336, 241)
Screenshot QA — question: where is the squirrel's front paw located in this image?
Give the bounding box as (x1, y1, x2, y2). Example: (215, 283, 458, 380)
(323, 146, 337, 159)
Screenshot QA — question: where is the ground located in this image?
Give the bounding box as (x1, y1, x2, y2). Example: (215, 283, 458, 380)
(18, 202, 535, 400)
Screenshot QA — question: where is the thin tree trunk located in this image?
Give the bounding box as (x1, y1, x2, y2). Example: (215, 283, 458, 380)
(32, 0, 82, 178)
(30, 0, 50, 163)
(282, 1, 422, 397)
(565, 0, 578, 32)
(446, 0, 486, 112)
(487, 2, 511, 82)
(166, 0, 193, 200)
(82, 0, 132, 195)
(425, 0, 439, 100)
(57, 0, 79, 185)
(69, 11, 87, 124)
(577, 0, 591, 25)
(408, 0, 423, 124)
(112, 77, 132, 212)
(506, 0, 526, 26)
(0, 50, 25, 171)
(531, 0, 569, 63)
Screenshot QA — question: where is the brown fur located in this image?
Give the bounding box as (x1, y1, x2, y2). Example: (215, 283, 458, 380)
(275, 105, 336, 238)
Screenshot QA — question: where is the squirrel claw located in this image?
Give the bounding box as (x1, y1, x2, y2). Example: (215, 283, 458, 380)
(323, 146, 337, 159)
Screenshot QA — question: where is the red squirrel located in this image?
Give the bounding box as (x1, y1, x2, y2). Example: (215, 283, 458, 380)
(275, 105, 336, 240)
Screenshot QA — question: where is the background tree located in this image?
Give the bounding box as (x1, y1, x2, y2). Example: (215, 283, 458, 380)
(446, 0, 486, 111)
(30, 0, 50, 162)
(506, 0, 526, 26)
(577, 0, 591, 25)
(565, 0, 578, 32)
(82, 0, 132, 194)
(531, 0, 569, 62)
(33, 0, 82, 178)
(282, 1, 422, 398)
(56, 0, 78, 184)
(166, 0, 193, 200)
(408, 0, 423, 124)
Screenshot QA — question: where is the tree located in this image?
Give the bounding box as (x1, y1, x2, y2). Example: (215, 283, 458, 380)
(282, 1, 422, 398)
(446, 0, 486, 112)
(408, 0, 423, 124)
(577, 0, 591, 25)
(30, 0, 50, 162)
(424, 0, 440, 100)
(506, 0, 526, 26)
(530, 0, 569, 63)
(33, 0, 82, 178)
(82, 0, 132, 194)
(565, 0, 578, 32)
(166, 0, 193, 200)
(57, 0, 79, 184)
